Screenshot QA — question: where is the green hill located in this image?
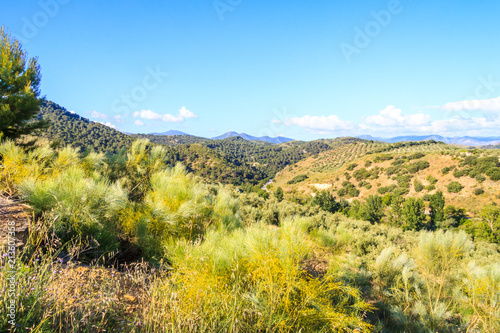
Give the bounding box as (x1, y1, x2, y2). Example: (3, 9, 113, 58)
(38, 100, 133, 154)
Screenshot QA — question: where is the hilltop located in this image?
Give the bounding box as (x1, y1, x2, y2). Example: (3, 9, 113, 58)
(274, 141, 500, 213)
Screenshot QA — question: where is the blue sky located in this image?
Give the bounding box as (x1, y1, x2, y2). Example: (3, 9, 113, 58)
(2, 0, 500, 140)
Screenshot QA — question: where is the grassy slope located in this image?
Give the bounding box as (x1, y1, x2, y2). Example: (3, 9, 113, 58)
(274, 143, 500, 213)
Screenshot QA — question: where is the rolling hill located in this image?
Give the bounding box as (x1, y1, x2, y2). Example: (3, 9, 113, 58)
(274, 141, 500, 213)
(38, 100, 133, 154)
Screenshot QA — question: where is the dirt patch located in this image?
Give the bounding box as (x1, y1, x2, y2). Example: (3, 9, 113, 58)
(0, 196, 30, 249)
(311, 183, 332, 191)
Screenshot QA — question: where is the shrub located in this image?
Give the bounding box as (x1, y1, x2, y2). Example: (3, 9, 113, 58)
(408, 152, 426, 160)
(378, 184, 397, 195)
(414, 180, 424, 193)
(146, 220, 374, 332)
(474, 188, 485, 196)
(447, 181, 464, 193)
(353, 168, 371, 181)
(346, 163, 358, 171)
(441, 167, 451, 175)
(287, 174, 308, 184)
(407, 160, 430, 173)
(20, 166, 128, 252)
(476, 174, 486, 183)
(426, 175, 438, 185)
(453, 169, 465, 178)
(486, 167, 500, 181)
(401, 197, 426, 231)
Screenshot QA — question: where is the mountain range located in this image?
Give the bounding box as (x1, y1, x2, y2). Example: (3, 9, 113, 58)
(211, 132, 294, 144)
(148, 130, 294, 144)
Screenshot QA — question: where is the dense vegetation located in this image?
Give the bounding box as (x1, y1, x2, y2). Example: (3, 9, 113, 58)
(134, 133, 209, 146)
(1, 139, 499, 332)
(38, 100, 133, 154)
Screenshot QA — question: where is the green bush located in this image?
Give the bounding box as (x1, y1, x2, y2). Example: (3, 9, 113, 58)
(453, 169, 465, 178)
(474, 188, 485, 195)
(486, 167, 500, 181)
(414, 180, 424, 192)
(378, 184, 397, 194)
(346, 163, 357, 171)
(447, 181, 464, 193)
(287, 174, 309, 184)
(426, 175, 438, 185)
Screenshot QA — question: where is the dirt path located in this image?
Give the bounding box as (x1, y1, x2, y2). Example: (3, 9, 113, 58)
(0, 196, 30, 249)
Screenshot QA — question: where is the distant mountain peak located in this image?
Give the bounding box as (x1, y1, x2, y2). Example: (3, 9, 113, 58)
(150, 130, 190, 136)
(212, 132, 294, 144)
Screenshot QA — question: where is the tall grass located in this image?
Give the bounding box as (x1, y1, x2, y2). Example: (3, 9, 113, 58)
(142, 219, 373, 332)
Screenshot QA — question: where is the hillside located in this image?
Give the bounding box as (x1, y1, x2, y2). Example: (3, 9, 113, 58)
(134, 133, 209, 146)
(36, 101, 264, 185)
(38, 100, 133, 154)
(274, 141, 500, 213)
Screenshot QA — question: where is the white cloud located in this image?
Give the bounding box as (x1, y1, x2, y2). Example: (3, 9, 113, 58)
(284, 115, 354, 131)
(133, 106, 198, 123)
(178, 106, 197, 119)
(90, 111, 108, 119)
(114, 115, 124, 123)
(442, 96, 500, 112)
(360, 105, 500, 137)
(133, 110, 163, 120)
(364, 105, 431, 127)
(420, 116, 500, 134)
(134, 119, 144, 126)
(96, 121, 116, 129)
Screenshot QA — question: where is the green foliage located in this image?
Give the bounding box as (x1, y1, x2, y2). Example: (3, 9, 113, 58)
(453, 168, 465, 178)
(378, 184, 397, 195)
(406, 160, 430, 173)
(353, 167, 371, 181)
(275, 186, 284, 202)
(426, 175, 438, 185)
(414, 180, 424, 192)
(287, 173, 309, 184)
(20, 164, 127, 252)
(429, 191, 445, 229)
(447, 181, 464, 193)
(486, 167, 500, 181)
(346, 162, 358, 171)
(441, 166, 451, 175)
(38, 101, 133, 154)
(312, 190, 340, 214)
(363, 195, 384, 224)
(401, 197, 426, 231)
(146, 220, 374, 332)
(474, 188, 485, 195)
(408, 152, 426, 160)
(0, 27, 48, 139)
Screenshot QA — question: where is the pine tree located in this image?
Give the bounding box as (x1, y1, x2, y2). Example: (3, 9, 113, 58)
(0, 26, 48, 139)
